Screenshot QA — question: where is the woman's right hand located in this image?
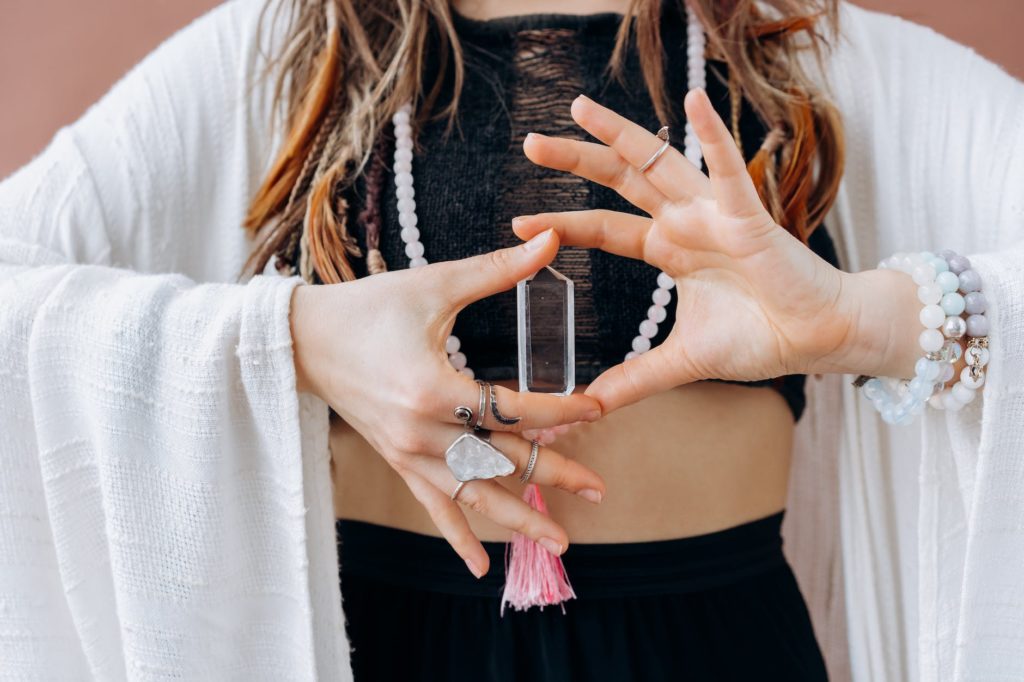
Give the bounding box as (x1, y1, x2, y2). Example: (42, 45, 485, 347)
(289, 229, 606, 578)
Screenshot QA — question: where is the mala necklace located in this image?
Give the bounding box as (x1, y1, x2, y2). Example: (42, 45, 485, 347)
(392, 4, 707, 379)
(389, 5, 707, 612)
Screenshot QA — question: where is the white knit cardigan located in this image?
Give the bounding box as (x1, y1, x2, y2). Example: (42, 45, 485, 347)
(0, 1, 1021, 680)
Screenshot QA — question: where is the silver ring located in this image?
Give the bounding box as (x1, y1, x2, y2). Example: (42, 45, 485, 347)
(637, 126, 670, 173)
(451, 481, 467, 501)
(453, 406, 473, 425)
(474, 381, 488, 430)
(520, 441, 540, 484)
(489, 383, 521, 426)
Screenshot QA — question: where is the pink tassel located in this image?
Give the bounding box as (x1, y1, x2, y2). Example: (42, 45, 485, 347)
(500, 483, 576, 616)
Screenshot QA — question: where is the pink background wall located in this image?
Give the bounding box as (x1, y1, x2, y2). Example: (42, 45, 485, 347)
(1, 1, 1022, 179)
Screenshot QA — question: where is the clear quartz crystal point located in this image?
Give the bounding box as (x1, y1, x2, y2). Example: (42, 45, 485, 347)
(517, 266, 575, 395)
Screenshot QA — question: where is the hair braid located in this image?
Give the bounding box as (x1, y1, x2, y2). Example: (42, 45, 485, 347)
(274, 85, 346, 275)
(303, 115, 362, 283)
(358, 130, 393, 275)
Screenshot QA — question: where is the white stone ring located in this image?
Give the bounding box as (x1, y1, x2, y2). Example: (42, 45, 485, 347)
(445, 431, 515, 482)
(637, 126, 671, 173)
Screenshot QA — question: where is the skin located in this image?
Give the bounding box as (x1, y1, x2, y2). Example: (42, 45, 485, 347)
(290, 1, 922, 579)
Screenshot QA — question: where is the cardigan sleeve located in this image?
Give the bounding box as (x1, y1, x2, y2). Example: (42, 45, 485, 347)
(0, 1, 341, 679)
(872, 13, 1024, 682)
(818, 6, 1024, 681)
(934, 48, 1024, 681)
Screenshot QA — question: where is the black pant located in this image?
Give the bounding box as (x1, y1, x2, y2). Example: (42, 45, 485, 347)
(337, 512, 828, 681)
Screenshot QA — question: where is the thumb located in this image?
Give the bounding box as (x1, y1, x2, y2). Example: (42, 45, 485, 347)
(432, 228, 559, 310)
(584, 345, 692, 414)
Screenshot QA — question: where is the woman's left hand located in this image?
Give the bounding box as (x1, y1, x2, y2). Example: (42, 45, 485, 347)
(515, 90, 919, 414)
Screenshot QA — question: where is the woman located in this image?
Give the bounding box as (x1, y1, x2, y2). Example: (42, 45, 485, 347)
(0, 1, 1021, 681)
(306, 1, 850, 678)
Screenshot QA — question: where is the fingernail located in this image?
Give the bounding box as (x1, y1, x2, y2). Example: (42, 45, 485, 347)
(578, 488, 603, 504)
(512, 216, 524, 229)
(523, 228, 552, 252)
(584, 410, 601, 422)
(575, 93, 591, 103)
(465, 558, 484, 579)
(539, 537, 564, 555)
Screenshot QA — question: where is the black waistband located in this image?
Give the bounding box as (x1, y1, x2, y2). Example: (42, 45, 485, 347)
(336, 512, 787, 599)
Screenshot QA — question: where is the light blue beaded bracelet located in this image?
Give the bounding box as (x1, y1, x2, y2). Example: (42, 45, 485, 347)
(858, 249, 990, 424)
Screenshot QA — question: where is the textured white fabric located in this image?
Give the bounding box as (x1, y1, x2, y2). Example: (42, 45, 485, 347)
(0, 1, 346, 678)
(784, 6, 1024, 681)
(0, 1, 1021, 680)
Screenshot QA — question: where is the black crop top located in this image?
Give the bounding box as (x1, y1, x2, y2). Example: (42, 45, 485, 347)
(346, 4, 840, 421)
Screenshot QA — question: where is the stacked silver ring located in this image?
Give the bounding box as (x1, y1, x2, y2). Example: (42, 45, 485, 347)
(474, 380, 487, 429)
(448, 382, 528, 502)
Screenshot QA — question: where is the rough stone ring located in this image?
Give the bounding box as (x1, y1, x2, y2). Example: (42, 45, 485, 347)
(637, 126, 671, 173)
(445, 431, 516, 482)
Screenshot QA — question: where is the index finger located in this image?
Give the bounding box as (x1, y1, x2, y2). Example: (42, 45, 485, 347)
(569, 95, 710, 202)
(512, 209, 655, 264)
(439, 376, 603, 432)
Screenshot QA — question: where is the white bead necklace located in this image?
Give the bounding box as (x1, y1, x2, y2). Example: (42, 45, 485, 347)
(392, 5, 706, 379)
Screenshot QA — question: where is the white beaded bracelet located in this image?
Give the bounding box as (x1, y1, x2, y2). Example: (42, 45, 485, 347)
(858, 249, 989, 424)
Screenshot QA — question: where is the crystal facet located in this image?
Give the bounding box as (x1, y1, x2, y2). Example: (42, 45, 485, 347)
(517, 266, 575, 395)
(445, 433, 516, 482)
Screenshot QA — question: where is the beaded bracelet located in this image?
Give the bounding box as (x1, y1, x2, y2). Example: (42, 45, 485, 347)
(858, 249, 990, 424)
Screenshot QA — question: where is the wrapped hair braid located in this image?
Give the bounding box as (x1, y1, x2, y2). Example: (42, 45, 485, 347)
(728, 76, 743, 149)
(299, 115, 342, 281)
(302, 114, 363, 284)
(749, 124, 788, 225)
(274, 87, 346, 275)
(357, 130, 393, 275)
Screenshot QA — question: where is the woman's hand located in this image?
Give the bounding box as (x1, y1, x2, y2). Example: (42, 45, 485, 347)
(515, 90, 920, 414)
(289, 229, 606, 578)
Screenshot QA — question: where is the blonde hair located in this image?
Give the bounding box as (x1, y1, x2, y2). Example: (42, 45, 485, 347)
(241, 0, 843, 283)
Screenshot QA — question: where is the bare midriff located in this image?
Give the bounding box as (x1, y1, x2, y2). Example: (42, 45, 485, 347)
(332, 379, 794, 543)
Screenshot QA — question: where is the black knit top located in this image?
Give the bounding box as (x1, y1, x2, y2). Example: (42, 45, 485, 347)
(348, 4, 839, 421)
